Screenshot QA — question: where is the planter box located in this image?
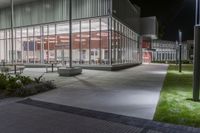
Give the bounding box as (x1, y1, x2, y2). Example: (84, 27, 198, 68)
(58, 67, 82, 77)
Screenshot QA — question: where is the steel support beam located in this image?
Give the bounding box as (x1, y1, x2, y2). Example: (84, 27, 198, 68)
(11, 0, 14, 65)
(69, 0, 72, 68)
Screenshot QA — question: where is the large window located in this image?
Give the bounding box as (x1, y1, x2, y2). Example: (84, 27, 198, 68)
(0, 16, 142, 66)
(101, 17, 109, 64)
(91, 19, 100, 64)
(81, 20, 90, 64)
(56, 22, 69, 65)
(72, 21, 81, 64)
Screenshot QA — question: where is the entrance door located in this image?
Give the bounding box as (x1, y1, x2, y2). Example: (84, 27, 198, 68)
(143, 51, 152, 63)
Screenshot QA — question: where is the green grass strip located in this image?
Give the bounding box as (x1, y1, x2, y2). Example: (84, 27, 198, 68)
(154, 64, 200, 127)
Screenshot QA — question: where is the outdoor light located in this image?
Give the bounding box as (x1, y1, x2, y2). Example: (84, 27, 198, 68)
(175, 41, 178, 65)
(178, 30, 182, 73)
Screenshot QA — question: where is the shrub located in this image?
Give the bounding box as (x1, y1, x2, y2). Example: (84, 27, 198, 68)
(34, 74, 45, 84)
(151, 61, 166, 64)
(16, 74, 33, 85)
(152, 60, 192, 64)
(15, 81, 56, 97)
(0, 74, 8, 90)
(15, 83, 38, 97)
(0, 73, 56, 98)
(5, 75, 23, 96)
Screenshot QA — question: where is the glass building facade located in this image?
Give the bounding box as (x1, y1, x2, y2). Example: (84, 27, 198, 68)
(0, 0, 142, 67)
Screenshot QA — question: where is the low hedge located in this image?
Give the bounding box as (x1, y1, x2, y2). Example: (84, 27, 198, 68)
(152, 60, 192, 64)
(0, 73, 56, 97)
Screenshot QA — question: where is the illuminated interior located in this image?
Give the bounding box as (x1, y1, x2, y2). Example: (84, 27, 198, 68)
(0, 17, 141, 66)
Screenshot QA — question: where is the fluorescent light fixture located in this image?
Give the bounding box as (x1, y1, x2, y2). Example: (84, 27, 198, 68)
(91, 37, 101, 41)
(76, 34, 90, 38)
(96, 33, 108, 37)
(74, 39, 86, 42)
(49, 41, 58, 43)
(60, 40, 69, 43)
(59, 36, 69, 39)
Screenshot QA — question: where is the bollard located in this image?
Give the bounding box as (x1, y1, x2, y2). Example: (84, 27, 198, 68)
(14, 65, 17, 74)
(52, 64, 54, 72)
(193, 26, 200, 101)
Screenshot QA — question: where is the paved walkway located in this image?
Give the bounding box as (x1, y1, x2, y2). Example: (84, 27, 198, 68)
(24, 64, 168, 120)
(0, 98, 199, 133)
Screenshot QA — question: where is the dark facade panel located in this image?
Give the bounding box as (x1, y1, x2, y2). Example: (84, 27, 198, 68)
(112, 0, 141, 33)
(140, 16, 158, 38)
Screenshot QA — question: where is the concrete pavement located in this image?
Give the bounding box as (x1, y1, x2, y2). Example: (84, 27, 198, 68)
(1, 64, 200, 133)
(0, 98, 199, 133)
(25, 64, 169, 120)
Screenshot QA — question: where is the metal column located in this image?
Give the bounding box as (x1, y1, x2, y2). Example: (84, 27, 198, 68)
(69, 0, 72, 68)
(10, 0, 14, 65)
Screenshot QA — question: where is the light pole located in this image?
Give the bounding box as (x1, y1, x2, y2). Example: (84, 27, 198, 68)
(176, 41, 178, 65)
(179, 30, 182, 73)
(193, 0, 200, 101)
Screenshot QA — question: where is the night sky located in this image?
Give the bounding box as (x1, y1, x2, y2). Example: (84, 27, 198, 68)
(131, 0, 195, 41)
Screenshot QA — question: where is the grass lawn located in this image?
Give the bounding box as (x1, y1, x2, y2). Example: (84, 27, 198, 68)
(154, 64, 200, 128)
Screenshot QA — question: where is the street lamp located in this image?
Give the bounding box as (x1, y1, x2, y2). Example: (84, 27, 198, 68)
(178, 30, 182, 73)
(193, 0, 200, 101)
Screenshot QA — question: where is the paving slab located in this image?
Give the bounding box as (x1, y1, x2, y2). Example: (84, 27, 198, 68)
(25, 64, 168, 120)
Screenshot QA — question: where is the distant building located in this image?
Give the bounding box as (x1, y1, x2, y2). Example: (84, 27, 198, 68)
(141, 39, 189, 63)
(183, 40, 194, 61)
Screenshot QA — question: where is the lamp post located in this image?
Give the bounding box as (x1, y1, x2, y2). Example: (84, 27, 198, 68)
(176, 41, 178, 65)
(193, 0, 200, 101)
(178, 30, 182, 73)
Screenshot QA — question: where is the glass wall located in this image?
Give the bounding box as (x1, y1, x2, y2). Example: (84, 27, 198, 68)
(0, 16, 142, 66)
(111, 18, 140, 65)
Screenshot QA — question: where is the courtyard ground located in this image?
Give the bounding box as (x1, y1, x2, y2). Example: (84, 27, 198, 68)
(25, 64, 168, 120)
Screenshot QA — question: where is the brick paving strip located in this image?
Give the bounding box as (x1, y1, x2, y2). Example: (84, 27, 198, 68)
(19, 98, 200, 133)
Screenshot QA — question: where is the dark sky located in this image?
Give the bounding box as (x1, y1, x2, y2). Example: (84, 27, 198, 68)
(131, 0, 195, 41)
